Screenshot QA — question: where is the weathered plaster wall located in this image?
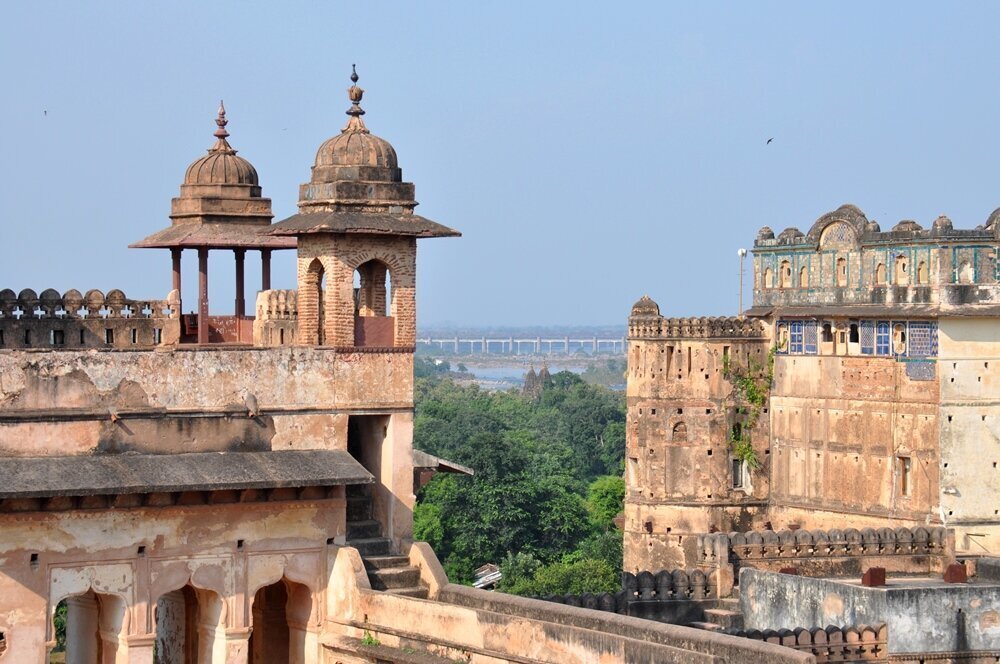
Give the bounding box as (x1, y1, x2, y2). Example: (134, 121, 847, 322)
(740, 568, 1000, 656)
(0, 498, 341, 662)
(0, 347, 412, 456)
(939, 318, 1000, 552)
(625, 331, 771, 570)
(324, 547, 811, 664)
(769, 355, 939, 528)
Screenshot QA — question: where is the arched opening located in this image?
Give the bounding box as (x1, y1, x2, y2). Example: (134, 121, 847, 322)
(892, 323, 907, 355)
(836, 258, 848, 287)
(917, 261, 928, 285)
(894, 255, 908, 285)
(249, 579, 313, 664)
(875, 263, 886, 286)
(763, 267, 773, 289)
(154, 585, 224, 664)
(672, 422, 687, 442)
(304, 258, 326, 345)
(959, 261, 974, 284)
(779, 261, 791, 288)
(50, 591, 126, 664)
(353, 259, 394, 347)
(798, 266, 808, 288)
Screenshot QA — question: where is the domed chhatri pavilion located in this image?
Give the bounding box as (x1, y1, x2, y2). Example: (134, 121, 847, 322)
(0, 69, 788, 663)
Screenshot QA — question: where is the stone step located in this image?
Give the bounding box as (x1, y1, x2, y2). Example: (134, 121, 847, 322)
(347, 519, 383, 540)
(347, 496, 372, 521)
(348, 537, 392, 557)
(363, 555, 411, 571)
(687, 621, 725, 632)
(369, 566, 422, 590)
(387, 586, 429, 600)
(703, 608, 744, 630)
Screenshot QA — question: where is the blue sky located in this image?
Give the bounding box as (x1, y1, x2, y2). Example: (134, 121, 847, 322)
(2, 2, 999, 326)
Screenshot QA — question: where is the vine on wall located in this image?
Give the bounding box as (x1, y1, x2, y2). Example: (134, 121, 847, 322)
(722, 346, 776, 471)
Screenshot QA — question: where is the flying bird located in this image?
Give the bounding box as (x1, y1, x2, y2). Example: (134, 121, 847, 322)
(766, 137, 773, 145)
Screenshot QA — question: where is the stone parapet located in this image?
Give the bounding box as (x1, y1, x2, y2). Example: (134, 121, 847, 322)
(722, 624, 888, 661)
(0, 288, 179, 349)
(628, 315, 767, 341)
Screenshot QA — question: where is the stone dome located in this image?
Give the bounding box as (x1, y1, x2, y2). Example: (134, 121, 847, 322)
(756, 226, 775, 241)
(892, 220, 923, 232)
(631, 295, 660, 317)
(777, 227, 805, 243)
(311, 66, 398, 177)
(932, 215, 954, 233)
(183, 103, 259, 186)
(865, 220, 882, 233)
(314, 126, 398, 170)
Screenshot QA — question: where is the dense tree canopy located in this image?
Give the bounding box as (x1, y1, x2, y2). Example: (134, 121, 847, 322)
(413, 358, 626, 590)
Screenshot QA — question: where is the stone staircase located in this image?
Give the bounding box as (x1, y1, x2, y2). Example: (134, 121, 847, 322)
(686, 599, 744, 632)
(346, 484, 428, 600)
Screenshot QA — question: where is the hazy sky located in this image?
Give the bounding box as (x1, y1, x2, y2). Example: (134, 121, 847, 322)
(2, 2, 999, 326)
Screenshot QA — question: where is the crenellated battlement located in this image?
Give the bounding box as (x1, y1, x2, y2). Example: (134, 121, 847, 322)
(254, 289, 299, 346)
(628, 315, 766, 341)
(0, 288, 180, 349)
(724, 624, 888, 660)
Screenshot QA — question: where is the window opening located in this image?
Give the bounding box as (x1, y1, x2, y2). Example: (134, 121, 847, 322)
(898, 456, 912, 497)
(875, 322, 890, 356)
(875, 263, 886, 286)
(672, 422, 687, 442)
(732, 458, 746, 489)
(105, 329, 114, 345)
(849, 323, 859, 344)
(798, 266, 808, 288)
(836, 257, 848, 287)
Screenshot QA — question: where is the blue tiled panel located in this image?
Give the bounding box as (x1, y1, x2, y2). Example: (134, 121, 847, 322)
(860, 321, 875, 355)
(804, 321, 818, 354)
(907, 322, 937, 358)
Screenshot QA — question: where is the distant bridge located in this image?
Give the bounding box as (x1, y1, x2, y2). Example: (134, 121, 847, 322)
(416, 336, 627, 355)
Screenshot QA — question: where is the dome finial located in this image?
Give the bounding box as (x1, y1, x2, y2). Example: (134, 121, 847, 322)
(343, 65, 369, 133)
(209, 100, 236, 154)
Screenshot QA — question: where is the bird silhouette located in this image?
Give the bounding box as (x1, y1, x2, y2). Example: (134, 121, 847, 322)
(766, 137, 773, 145)
(43, 110, 47, 116)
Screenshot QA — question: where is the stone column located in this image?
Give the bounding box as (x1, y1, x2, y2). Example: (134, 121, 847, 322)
(234, 249, 246, 319)
(65, 594, 100, 664)
(198, 248, 209, 344)
(171, 248, 182, 302)
(123, 634, 155, 664)
(260, 249, 272, 292)
(224, 628, 252, 664)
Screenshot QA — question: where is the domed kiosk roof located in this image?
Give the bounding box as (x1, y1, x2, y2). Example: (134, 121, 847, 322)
(131, 102, 294, 250)
(183, 103, 259, 186)
(270, 67, 459, 239)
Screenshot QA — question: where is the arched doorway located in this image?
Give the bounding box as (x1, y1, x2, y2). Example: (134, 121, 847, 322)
(304, 258, 326, 345)
(49, 590, 126, 664)
(353, 259, 393, 347)
(248, 579, 313, 664)
(154, 585, 224, 664)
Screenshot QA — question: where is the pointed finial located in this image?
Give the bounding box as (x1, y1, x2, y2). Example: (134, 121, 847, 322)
(214, 100, 229, 139)
(343, 65, 369, 133)
(208, 100, 236, 154)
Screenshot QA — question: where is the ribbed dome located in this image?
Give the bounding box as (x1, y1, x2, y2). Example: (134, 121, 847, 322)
(314, 130, 397, 170)
(311, 66, 398, 176)
(183, 102, 259, 186)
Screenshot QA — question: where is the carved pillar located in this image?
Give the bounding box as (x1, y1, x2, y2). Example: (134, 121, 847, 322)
(198, 248, 209, 344)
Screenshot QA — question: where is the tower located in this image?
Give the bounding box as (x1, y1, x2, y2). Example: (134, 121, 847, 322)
(624, 297, 771, 570)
